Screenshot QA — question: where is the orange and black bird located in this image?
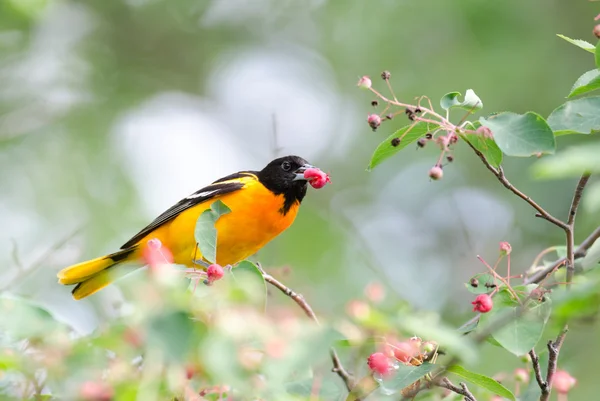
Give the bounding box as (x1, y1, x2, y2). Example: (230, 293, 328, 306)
(58, 155, 322, 300)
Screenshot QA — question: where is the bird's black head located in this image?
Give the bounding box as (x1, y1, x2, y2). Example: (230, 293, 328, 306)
(257, 155, 313, 214)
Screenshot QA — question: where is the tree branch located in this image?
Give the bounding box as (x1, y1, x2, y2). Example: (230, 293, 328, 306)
(539, 329, 568, 401)
(463, 140, 567, 230)
(437, 378, 477, 401)
(528, 349, 547, 393)
(565, 174, 590, 285)
(256, 265, 355, 392)
(525, 224, 600, 284)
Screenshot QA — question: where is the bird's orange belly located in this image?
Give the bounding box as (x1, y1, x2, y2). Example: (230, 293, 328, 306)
(141, 185, 299, 267)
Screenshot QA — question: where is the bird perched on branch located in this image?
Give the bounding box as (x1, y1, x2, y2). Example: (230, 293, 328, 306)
(57, 155, 330, 300)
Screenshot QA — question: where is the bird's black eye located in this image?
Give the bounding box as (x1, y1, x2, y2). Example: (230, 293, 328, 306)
(281, 161, 292, 171)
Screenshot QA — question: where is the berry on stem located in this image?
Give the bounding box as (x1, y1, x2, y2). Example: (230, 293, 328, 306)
(357, 76, 372, 89)
(429, 165, 443, 180)
(367, 352, 392, 376)
(367, 114, 381, 130)
(205, 263, 224, 285)
(391, 137, 401, 147)
(472, 294, 493, 313)
(499, 241, 512, 256)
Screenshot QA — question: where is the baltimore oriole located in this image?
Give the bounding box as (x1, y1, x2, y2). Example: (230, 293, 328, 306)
(58, 155, 325, 300)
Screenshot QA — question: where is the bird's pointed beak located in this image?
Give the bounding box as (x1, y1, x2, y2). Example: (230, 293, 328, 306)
(293, 163, 315, 181)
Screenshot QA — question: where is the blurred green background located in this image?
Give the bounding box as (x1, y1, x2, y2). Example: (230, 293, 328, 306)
(1, 0, 599, 399)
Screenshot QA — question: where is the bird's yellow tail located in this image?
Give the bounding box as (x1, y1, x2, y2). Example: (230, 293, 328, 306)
(57, 248, 138, 300)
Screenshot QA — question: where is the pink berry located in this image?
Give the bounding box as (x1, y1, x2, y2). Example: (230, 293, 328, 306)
(79, 381, 113, 401)
(392, 341, 419, 364)
(357, 76, 372, 89)
(514, 368, 529, 383)
(429, 166, 443, 180)
(303, 167, 331, 189)
(142, 238, 174, 269)
(367, 114, 381, 130)
(472, 294, 493, 313)
(367, 352, 392, 375)
(206, 263, 224, 283)
(553, 370, 576, 394)
(499, 241, 512, 256)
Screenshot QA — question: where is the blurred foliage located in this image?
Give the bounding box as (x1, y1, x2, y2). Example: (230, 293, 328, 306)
(2, 0, 600, 400)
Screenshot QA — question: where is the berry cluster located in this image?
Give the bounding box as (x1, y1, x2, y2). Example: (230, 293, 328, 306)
(358, 71, 468, 181)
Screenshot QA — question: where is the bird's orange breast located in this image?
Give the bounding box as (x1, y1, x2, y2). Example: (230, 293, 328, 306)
(138, 177, 299, 266)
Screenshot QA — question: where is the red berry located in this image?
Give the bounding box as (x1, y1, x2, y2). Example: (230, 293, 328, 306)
(428, 166, 443, 180)
(472, 294, 493, 313)
(357, 76, 372, 89)
(303, 167, 331, 189)
(367, 114, 381, 130)
(553, 370, 576, 394)
(206, 264, 224, 283)
(367, 352, 392, 375)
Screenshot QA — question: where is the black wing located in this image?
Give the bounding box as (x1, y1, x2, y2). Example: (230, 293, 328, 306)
(120, 172, 257, 249)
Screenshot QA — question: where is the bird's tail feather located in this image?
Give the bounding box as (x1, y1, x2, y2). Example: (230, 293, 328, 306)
(57, 248, 138, 300)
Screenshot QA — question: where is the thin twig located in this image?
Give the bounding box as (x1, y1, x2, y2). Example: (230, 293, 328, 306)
(1, 226, 83, 292)
(540, 329, 568, 401)
(565, 174, 590, 285)
(529, 349, 546, 391)
(463, 140, 567, 230)
(256, 265, 355, 392)
(438, 378, 477, 401)
(525, 225, 600, 284)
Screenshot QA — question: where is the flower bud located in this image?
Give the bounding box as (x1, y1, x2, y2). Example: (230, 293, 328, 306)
(391, 137, 401, 147)
(367, 114, 382, 130)
(381, 71, 391, 80)
(471, 294, 493, 313)
(594, 25, 600, 39)
(429, 166, 443, 180)
(499, 241, 512, 256)
(417, 138, 427, 148)
(357, 76, 372, 89)
(206, 263, 224, 284)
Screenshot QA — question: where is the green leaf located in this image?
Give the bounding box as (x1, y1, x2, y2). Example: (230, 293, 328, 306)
(147, 311, 199, 362)
(479, 112, 555, 157)
(568, 69, 600, 98)
(465, 273, 497, 294)
(231, 260, 268, 310)
(367, 122, 431, 170)
(286, 377, 342, 399)
(479, 290, 551, 356)
(531, 142, 600, 179)
(446, 365, 516, 401)
(440, 89, 483, 111)
(379, 363, 437, 393)
(596, 41, 600, 68)
(345, 375, 379, 401)
(557, 34, 595, 54)
(194, 200, 231, 263)
(462, 132, 503, 168)
(0, 296, 64, 339)
(547, 96, 600, 135)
